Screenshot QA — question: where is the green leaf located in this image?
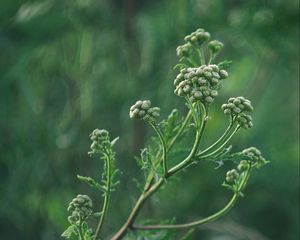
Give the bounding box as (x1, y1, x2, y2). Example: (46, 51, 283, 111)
(179, 229, 195, 240)
(77, 175, 106, 192)
(218, 60, 232, 69)
(61, 225, 77, 239)
(111, 136, 120, 146)
(92, 212, 103, 218)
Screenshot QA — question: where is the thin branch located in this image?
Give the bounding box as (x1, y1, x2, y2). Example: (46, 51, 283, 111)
(168, 104, 208, 176)
(167, 110, 192, 151)
(132, 165, 252, 231)
(198, 125, 240, 159)
(198, 121, 234, 156)
(93, 155, 111, 240)
(150, 122, 168, 177)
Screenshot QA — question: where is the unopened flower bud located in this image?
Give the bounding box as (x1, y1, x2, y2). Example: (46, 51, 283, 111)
(176, 43, 191, 57)
(208, 40, 224, 54)
(237, 160, 249, 171)
(242, 147, 267, 166)
(67, 195, 93, 224)
(129, 100, 160, 122)
(226, 169, 239, 183)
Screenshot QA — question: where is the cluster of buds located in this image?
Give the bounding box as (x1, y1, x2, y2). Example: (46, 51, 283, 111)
(129, 100, 160, 122)
(184, 28, 211, 45)
(221, 97, 254, 129)
(225, 169, 239, 183)
(243, 147, 267, 166)
(89, 129, 111, 155)
(208, 40, 224, 55)
(237, 160, 249, 171)
(174, 65, 228, 104)
(67, 195, 93, 225)
(176, 43, 192, 58)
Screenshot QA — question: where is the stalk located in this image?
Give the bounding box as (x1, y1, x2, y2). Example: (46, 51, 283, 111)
(93, 155, 111, 240)
(132, 165, 252, 230)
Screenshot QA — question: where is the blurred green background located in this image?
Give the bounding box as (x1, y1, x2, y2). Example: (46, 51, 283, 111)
(0, 0, 299, 239)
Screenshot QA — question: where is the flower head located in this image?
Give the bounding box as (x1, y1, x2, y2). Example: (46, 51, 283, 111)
(243, 147, 267, 167)
(222, 97, 254, 129)
(67, 194, 93, 225)
(129, 100, 160, 122)
(208, 40, 224, 54)
(174, 65, 228, 104)
(184, 28, 211, 45)
(226, 169, 239, 183)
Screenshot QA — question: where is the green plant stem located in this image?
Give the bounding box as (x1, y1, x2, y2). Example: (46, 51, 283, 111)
(132, 165, 252, 230)
(198, 125, 240, 159)
(168, 105, 208, 176)
(93, 155, 111, 240)
(198, 122, 234, 157)
(78, 221, 85, 240)
(111, 179, 164, 240)
(199, 47, 206, 65)
(167, 110, 192, 151)
(149, 122, 168, 177)
(186, 98, 199, 127)
(144, 110, 191, 191)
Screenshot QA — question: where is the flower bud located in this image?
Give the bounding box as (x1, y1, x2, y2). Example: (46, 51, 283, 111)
(176, 43, 191, 57)
(222, 97, 254, 119)
(208, 40, 224, 54)
(174, 65, 228, 105)
(226, 169, 239, 183)
(184, 28, 211, 45)
(237, 160, 249, 171)
(129, 100, 160, 122)
(237, 113, 253, 129)
(242, 147, 267, 166)
(67, 194, 93, 224)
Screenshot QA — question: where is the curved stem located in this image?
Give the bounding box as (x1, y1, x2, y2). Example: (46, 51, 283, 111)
(168, 105, 207, 176)
(111, 179, 164, 240)
(149, 122, 168, 177)
(186, 98, 198, 127)
(144, 110, 192, 192)
(198, 122, 234, 156)
(167, 110, 192, 151)
(199, 126, 240, 159)
(132, 165, 252, 231)
(93, 156, 111, 240)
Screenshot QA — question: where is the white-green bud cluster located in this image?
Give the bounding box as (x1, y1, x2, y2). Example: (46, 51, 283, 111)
(243, 147, 266, 165)
(237, 113, 253, 129)
(67, 194, 93, 225)
(184, 28, 211, 45)
(226, 169, 239, 183)
(174, 65, 228, 104)
(176, 43, 192, 58)
(89, 129, 110, 154)
(221, 97, 254, 129)
(129, 100, 160, 122)
(208, 40, 224, 54)
(237, 160, 249, 171)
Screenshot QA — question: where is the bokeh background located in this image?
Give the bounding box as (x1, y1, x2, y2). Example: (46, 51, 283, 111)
(0, 0, 299, 239)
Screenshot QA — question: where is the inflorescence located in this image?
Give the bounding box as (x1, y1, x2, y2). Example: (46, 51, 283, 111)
(67, 195, 93, 225)
(243, 147, 268, 167)
(174, 65, 228, 104)
(222, 97, 254, 129)
(89, 129, 111, 155)
(129, 100, 160, 122)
